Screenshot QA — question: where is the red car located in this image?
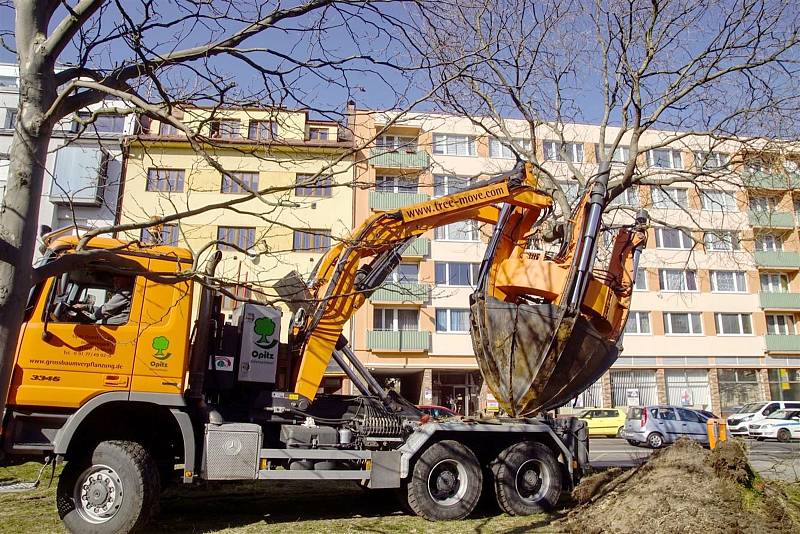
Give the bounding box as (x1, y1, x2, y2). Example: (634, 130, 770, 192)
(416, 405, 458, 418)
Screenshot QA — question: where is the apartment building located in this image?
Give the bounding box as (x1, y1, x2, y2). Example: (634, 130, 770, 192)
(348, 109, 800, 417)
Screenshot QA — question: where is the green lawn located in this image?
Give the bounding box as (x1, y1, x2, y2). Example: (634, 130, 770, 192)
(0, 462, 561, 533)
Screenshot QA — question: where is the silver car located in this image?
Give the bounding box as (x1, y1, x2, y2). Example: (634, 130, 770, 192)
(621, 405, 710, 448)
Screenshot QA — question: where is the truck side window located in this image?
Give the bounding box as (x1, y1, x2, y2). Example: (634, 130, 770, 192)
(47, 270, 134, 326)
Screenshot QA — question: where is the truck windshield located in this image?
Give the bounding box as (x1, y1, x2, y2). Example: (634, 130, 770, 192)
(737, 402, 766, 414)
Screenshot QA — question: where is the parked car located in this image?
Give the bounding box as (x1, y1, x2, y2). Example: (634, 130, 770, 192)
(727, 401, 800, 436)
(747, 409, 800, 442)
(577, 408, 628, 437)
(621, 405, 710, 448)
(697, 410, 720, 420)
(416, 405, 457, 419)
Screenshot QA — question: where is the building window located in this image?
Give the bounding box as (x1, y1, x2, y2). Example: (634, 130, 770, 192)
(159, 121, 178, 136)
(433, 174, 471, 197)
(704, 231, 739, 252)
(209, 120, 241, 139)
(432, 134, 476, 156)
(700, 190, 737, 212)
(221, 171, 259, 194)
(141, 224, 179, 246)
(744, 159, 766, 173)
(655, 227, 693, 249)
(489, 137, 531, 159)
(434, 262, 480, 286)
(543, 141, 584, 163)
(718, 369, 762, 413)
(373, 308, 419, 331)
(766, 314, 795, 335)
(651, 187, 688, 209)
(710, 271, 747, 293)
(647, 148, 683, 169)
(624, 311, 651, 335)
(749, 196, 778, 213)
(146, 168, 185, 192)
(248, 120, 277, 141)
(293, 229, 331, 252)
(768, 369, 800, 402)
(634, 268, 648, 291)
(376, 135, 417, 150)
(3, 108, 17, 129)
(72, 112, 126, 134)
(609, 187, 639, 207)
(389, 263, 419, 283)
(664, 312, 703, 335)
(434, 220, 479, 241)
(658, 269, 697, 292)
(755, 234, 783, 251)
(715, 313, 752, 335)
(295, 173, 333, 197)
(695, 151, 729, 171)
(436, 308, 470, 333)
(217, 226, 256, 251)
(222, 285, 251, 311)
(760, 273, 789, 293)
(308, 127, 329, 140)
(596, 144, 630, 165)
(376, 175, 418, 193)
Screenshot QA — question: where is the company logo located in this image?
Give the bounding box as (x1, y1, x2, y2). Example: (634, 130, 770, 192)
(253, 317, 278, 350)
(152, 336, 172, 360)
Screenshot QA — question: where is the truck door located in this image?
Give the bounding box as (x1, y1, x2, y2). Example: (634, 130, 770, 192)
(10, 267, 145, 409)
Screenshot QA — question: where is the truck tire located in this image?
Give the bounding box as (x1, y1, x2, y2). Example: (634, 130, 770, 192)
(406, 440, 482, 520)
(492, 441, 562, 516)
(57, 440, 160, 534)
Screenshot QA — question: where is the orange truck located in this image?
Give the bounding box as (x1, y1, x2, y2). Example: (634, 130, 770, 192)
(0, 163, 645, 533)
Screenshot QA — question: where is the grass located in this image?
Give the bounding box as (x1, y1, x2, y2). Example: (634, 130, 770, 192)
(0, 462, 562, 534)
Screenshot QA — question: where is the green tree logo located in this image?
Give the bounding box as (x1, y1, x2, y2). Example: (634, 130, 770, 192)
(152, 336, 171, 360)
(253, 317, 277, 348)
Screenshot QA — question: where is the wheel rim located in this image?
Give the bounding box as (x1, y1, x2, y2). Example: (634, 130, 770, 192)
(73, 464, 124, 524)
(649, 434, 662, 447)
(427, 459, 468, 506)
(778, 430, 790, 442)
(514, 459, 550, 503)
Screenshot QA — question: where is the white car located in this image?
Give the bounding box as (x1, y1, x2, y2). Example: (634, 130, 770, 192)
(747, 409, 800, 442)
(727, 401, 800, 436)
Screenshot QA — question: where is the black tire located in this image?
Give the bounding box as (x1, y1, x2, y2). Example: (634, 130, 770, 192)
(406, 440, 482, 520)
(777, 428, 792, 443)
(616, 426, 624, 438)
(626, 439, 639, 447)
(755, 437, 765, 442)
(492, 441, 562, 516)
(646, 432, 664, 449)
(57, 440, 160, 534)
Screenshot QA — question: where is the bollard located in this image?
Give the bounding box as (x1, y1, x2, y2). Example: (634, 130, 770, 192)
(707, 418, 728, 449)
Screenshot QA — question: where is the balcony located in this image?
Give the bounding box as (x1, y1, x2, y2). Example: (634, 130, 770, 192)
(748, 210, 795, 229)
(366, 330, 431, 352)
(368, 191, 430, 211)
(759, 292, 800, 309)
(369, 148, 429, 169)
(743, 172, 800, 190)
(754, 250, 800, 269)
(402, 237, 430, 258)
(765, 335, 800, 353)
(369, 282, 430, 304)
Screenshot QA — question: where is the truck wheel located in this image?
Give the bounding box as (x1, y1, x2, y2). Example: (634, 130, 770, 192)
(492, 441, 561, 516)
(57, 441, 160, 534)
(406, 440, 482, 520)
(777, 429, 791, 443)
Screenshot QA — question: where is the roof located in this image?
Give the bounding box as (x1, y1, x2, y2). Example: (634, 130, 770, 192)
(47, 235, 194, 262)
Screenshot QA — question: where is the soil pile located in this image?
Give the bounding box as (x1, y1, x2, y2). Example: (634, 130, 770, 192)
(560, 439, 800, 534)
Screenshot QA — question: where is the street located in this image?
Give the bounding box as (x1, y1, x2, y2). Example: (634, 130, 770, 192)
(589, 437, 800, 482)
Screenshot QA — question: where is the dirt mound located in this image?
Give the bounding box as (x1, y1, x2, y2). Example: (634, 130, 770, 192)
(560, 439, 800, 534)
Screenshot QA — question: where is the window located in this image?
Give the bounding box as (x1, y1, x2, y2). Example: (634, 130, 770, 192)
(655, 227, 693, 249)
(609, 187, 639, 207)
(308, 127, 329, 140)
(704, 231, 739, 252)
(293, 229, 331, 252)
(376, 175, 418, 193)
(695, 151, 729, 171)
(3, 109, 17, 129)
(141, 224, 179, 246)
(210, 120, 240, 139)
(768, 369, 800, 402)
(761, 273, 789, 293)
(221, 171, 259, 194)
(0, 75, 17, 87)
(651, 187, 688, 209)
(434, 220, 479, 241)
(433, 174, 471, 197)
(295, 173, 333, 197)
(701, 190, 737, 212)
(222, 285, 251, 311)
(715, 313, 752, 335)
(659, 269, 697, 291)
(50, 145, 109, 204)
(624, 311, 651, 335)
(634, 268, 648, 291)
(710, 271, 747, 293)
(755, 234, 783, 251)
(749, 196, 778, 213)
(718, 369, 761, 412)
(389, 263, 419, 283)
(146, 168, 185, 192)
(489, 137, 531, 159)
(647, 148, 683, 169)
(766, 314, 795, 335)
(217, 226, 256, 251)
(664, 312, 703, 335)
(377, 135, 417, 150)
(158, 121, 178, 136)
(46, 270, 135, 325)
(432, 134, 476, 156)
(373, 308, 419, 331)
(744, 159, 766, 173)
(436, 308, 470, 333)
(543, 141, 584, 163)
(434, 262, 480, 286)
(677, 408, 703, 423)
(596, 144, 630, 164)
(248, 120, 277, 141)
(559, 182, 581, 205)
(72, 112, 126, 134)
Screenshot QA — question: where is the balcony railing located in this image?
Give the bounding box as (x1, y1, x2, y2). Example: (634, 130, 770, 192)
(402, 237, 430, 258)
(765, 334, 800, 353)
(743, 171, 800, 190)
(368, 191, 430, 211)
(759, 292, 800, 309)
(369, 148, 430, 169)
(754, 250, 800, 269)
(747, 210, 795, 228)
(369, 282, 430, 304)
(366, 330, 431, 352)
